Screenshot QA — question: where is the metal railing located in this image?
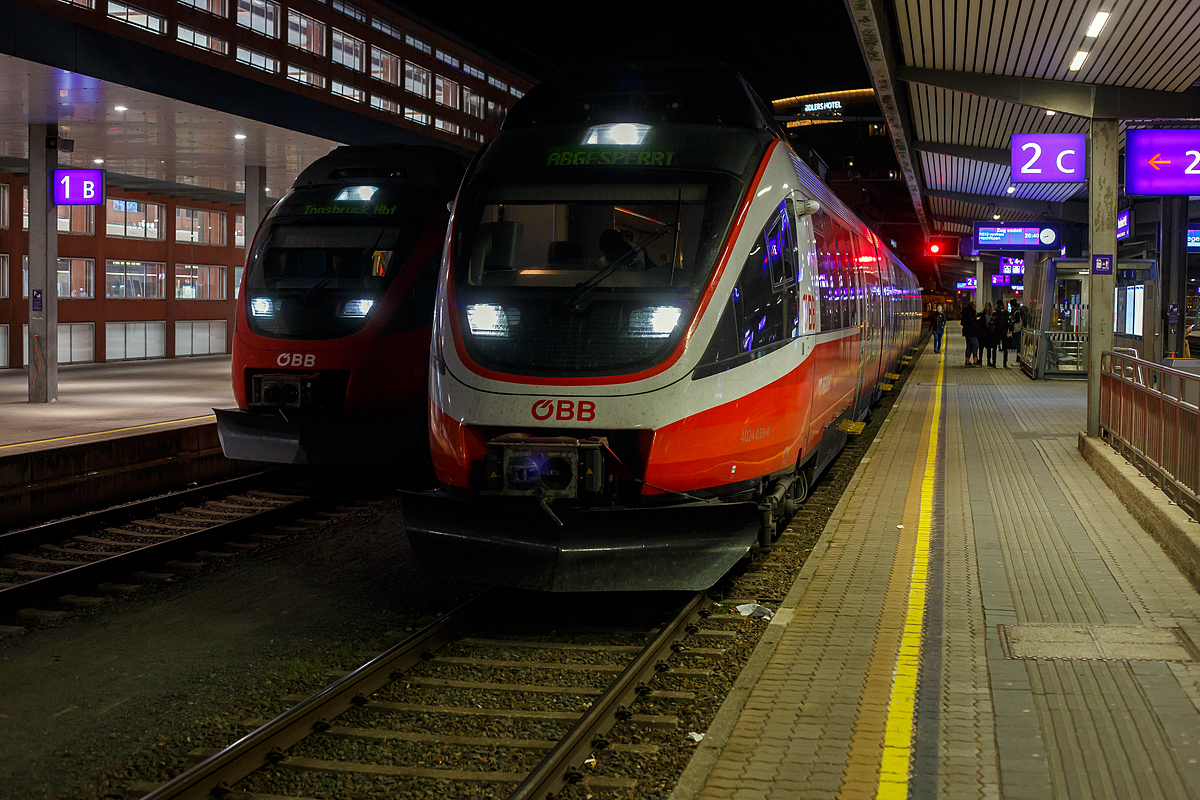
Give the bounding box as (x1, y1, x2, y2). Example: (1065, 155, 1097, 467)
(1099, 351, 1200, 521)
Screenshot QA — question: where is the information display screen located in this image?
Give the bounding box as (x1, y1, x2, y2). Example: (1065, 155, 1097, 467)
(991, 274, 1012, 286)
(1116, 209, 1132, 241)
(955, 278, 977, 289)
(974, 221, 1061, 251)
(1188, 228, 1200, 250)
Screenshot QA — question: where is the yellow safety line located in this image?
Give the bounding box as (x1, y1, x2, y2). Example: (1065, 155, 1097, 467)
(876, 352, 943, 799)
(0, 414, 216, 450)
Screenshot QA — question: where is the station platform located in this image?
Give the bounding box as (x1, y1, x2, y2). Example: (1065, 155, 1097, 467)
(674, 325, 1200, 800)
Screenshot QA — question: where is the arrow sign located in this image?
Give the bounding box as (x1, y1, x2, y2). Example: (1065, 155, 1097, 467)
(1126, 129, 1200, 194)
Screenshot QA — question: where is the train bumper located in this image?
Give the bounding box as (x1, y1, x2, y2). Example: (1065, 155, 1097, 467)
(214, 407, 423, 464)
(400, 491, 760, 592)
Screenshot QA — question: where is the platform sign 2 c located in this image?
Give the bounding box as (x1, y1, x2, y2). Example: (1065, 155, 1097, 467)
(53, 169, 105, 206)
(1126, 129, 1200, 195)
(1011, 133, 1087, 183)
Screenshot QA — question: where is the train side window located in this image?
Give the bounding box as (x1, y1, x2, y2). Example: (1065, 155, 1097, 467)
(812, 213, 837, 332)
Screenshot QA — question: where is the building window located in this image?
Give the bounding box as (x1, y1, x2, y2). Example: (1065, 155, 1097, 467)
(58, 0, 95, 7)
(286, 64, 326, 88)
(24, 323, 95, 364)
(487, 100, 506, 127)
(0, 254, 8, 298)
(236, 46, 280, 73)
(404, 107, 429, 126)
(24, 256, 95, 299)
(106, 198, 165, 239)
(435, 76, 459, 110)
(332, 29, 365, 71)
(371, 46, 401, 86)
(176, 264, 227, 299)
(462, 87, 484, 119)
(371, 95, 399, 115)
(435, 49, 460, 70)
(0, 184, 8, 229)
(236, 0, 279, 38)
(177, 24, 228, 55)
(487, 75, 507, 92)
(235, 214, 246, 248)
(106, 321, 167, 361)
(434, 118, 459, 136)
(287, 10, 325, 56)
(175, 319, 227, 356)
(510, 86, 524, 99)
(405, 33, 431, 55)
(178, 0, 225, 16)
(372, 16, 402, 41)
(176, 207, 227, 245)
(463, 128, 485, 144)
(30, 185, 97, 233)
(331, 81, 364, 103)
(463, 61, 485, 81)
(106, 259, 166, 298)
(234, 265, 244, 298)
(108, 1, 165, 34)
(404, 61, 431, 98)
(0, 325, 7, 368)
(331, 0, 365, 22)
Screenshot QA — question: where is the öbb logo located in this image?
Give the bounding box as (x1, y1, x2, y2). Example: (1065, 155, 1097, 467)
(276, 353, 316, 367)
(531, 399, 596, 422)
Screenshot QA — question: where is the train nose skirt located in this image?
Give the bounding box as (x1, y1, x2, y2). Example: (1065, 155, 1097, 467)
(399, 491, 761, 592)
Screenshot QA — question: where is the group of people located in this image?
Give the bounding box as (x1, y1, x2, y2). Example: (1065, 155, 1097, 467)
(929, 300, 1026, 368)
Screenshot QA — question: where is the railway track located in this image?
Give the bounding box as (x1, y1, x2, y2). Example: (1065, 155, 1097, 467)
(128, 590, 732, 799)
(0, 470, 371, 627)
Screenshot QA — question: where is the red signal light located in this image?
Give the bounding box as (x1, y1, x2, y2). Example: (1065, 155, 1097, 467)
(929, 243, 941, 254)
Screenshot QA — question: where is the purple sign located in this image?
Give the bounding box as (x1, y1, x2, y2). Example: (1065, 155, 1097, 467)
(1126, 129, 1200, 195)
(991, 274, 1011, 286)
(1091, 254, 1113, 276)
(974, 221, 1061, 251)
(1116, 209, 1132, 241)
(1011, 133, 1087, 183)
(53, 169, 105, 206)
(1000, 257, 1024, 275)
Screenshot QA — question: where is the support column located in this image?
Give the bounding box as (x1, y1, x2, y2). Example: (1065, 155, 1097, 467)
(244, 165, 269, 236)
(27, 123, 58, 403)
(1087, 119, 1119, 436)
(975, 258, 986, 308)
(1159, 195, 1188, 358)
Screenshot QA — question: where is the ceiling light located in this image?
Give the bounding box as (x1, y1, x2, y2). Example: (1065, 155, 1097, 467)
(234, 133, 247, 140)
(1007, 186, 1016, 194)
(1069, 51, 1089, 71)
(1086, 11, 1110, 37)
(1046, 109, 1057, 116)
(114, 105, 127, 111)
(993, 212, 1001, 220)
(93, 158, 104, 164)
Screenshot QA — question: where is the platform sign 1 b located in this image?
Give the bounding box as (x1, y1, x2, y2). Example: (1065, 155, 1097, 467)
(1126, 129, 1200, 195)
(53, 168, 105, 205)
(1011, 133, 1087, 183)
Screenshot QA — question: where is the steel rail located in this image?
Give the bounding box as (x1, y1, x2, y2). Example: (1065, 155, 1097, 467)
(136, 591, 490, 800)
(507, 591, 708, 800)
(0, 470, 335, 613)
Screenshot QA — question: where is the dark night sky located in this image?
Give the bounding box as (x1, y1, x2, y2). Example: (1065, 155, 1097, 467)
(393, 1, 873, 103)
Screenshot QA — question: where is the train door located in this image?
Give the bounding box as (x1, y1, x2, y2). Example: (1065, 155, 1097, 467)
(788, 196, 818, 463)
(860, 240, 883, 399)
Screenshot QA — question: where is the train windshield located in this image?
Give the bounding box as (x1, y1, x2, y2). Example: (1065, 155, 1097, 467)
(452, 172, 742, 377)
(245, 223, 416, 340)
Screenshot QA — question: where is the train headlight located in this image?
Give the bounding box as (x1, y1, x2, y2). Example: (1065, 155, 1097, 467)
(466, 303, 510, 337)
(250, 297, 275, 317)
(625, 306, 682, 338)
(339, 299, 375, 318)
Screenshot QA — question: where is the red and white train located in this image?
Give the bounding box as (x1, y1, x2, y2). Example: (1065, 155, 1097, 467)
(216, 144, 467, 464)
(402, 66, 921, 591)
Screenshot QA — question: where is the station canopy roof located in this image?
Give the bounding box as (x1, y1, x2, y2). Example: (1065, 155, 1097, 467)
(845, 0, 1200, 278)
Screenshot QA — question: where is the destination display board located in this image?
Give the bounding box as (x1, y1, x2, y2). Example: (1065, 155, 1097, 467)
(1010, 133, 1087, 183)
(974, 221, 1061, 251)
(1126, 129, 1200, 195)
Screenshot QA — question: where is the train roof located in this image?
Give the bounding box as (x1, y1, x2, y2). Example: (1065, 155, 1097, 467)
(503, 64, 782, 133)
(292, 144, 467, 194)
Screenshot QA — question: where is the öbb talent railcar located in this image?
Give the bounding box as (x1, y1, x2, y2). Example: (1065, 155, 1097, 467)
(216, 145, 466, 464)
(402, 66, 921, 590)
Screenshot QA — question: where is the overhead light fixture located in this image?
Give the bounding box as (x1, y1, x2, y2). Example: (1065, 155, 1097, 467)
(993, 212, 1001, 220)
(1046, 109, 1057, 116)
(234, 133, 247, 140)
(93, 158, 104, 164)
(1069, 51, 1089, 71)
(1007, 186, 1016, 194)
(1086, 11, 1110, 37)
(114, 105, 128, 111)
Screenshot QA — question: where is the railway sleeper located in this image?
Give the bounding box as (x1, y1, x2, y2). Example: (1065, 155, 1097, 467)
(324, 674, 696, 702)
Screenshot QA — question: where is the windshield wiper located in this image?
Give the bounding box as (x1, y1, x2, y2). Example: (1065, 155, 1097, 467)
(564, 225, 675, 312)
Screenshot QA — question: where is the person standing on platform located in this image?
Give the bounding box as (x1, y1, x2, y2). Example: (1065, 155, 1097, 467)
(932, 304, 947, 354)
(992, 301, 1011, 368)
(981, 302, 997, 367)
(1010, 300, 1025, 356)
(962, 301, 980, 366)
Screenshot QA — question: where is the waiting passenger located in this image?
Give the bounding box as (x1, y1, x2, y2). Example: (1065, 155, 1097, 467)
(961, 302, 980, 367)
(932, 304, 947, 354)
(991, 302, 1011, 368)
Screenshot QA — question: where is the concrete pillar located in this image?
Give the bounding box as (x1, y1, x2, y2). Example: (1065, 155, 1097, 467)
(1159, 195, 1188, 358)
(244, 165, 269, 237)
(27, 123, 58, 403)
(975, 258, 986, 309)
(1087, 119, 1119, 437)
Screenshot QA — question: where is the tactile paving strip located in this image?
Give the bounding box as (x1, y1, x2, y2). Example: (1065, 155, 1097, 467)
(998, 624, 1200, 662)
